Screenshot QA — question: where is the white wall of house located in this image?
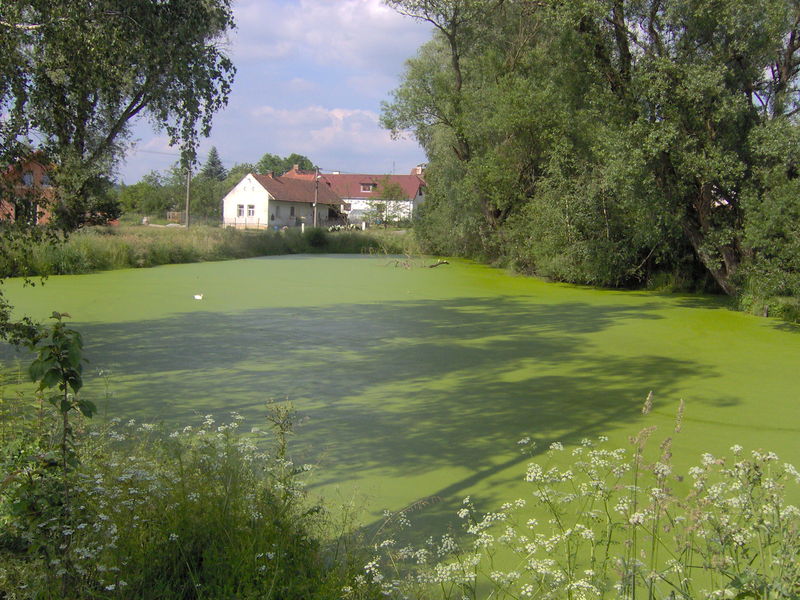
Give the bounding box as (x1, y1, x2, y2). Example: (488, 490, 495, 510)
(346, 196, 418, 223)
(270, 200, 312, 227)
(345, 187, 424, 223)
(222, 174, 271, 229)
(345, 199, 409, 222)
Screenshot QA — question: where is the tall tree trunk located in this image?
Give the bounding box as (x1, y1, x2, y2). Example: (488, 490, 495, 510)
(682, 183, 741, 295)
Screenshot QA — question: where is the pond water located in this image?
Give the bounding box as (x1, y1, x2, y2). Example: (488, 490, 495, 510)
(2, 254, 799, 532)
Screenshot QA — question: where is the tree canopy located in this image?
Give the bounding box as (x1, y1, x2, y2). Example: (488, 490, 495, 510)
(256, 152, 315, 175)
(383, 0, 800, 303)
(199, 147, 228, 181)
(0, 0, 236, 230)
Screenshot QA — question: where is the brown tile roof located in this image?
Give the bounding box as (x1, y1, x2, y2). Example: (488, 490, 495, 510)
(318, 174, 425, 201)
(252, 173, 343, 205)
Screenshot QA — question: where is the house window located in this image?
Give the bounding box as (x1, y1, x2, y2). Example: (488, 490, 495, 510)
(41, 173, 52, 187)
(247, 204, 255, 217)
(275, 206, 280, 217)
(290, 206, 295, 217)
(22, 171, 34, 187)
(237, 204, 244, 217)
(360, 183, 377, 192)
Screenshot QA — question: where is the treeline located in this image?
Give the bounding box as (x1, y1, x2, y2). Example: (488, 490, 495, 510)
(117, 149, 314, 221)
(382, 0, 800, 309)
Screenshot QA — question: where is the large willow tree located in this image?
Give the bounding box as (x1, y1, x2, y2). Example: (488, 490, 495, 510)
(383, 0, 800, 297)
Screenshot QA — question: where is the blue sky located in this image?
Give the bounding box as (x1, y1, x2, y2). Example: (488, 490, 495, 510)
(118, 0, 432, 183)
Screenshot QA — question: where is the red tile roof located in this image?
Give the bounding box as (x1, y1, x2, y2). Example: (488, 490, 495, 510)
(317, 174, 425, 201)
(281, 165, 317, 180)
(252, 173, 343, 205)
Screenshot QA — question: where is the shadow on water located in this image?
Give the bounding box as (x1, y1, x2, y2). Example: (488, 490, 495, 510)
(2, 294, 708, 539)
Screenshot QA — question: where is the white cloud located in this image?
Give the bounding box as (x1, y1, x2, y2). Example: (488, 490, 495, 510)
(248, 103, 422, 172)
(232, 0, 430, 76)
(117, 1, 430, 181)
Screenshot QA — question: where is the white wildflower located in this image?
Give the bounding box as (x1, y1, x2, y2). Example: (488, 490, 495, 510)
(629, 512, 645, 526)
(526, 463, 544, 482)
(653, 462, 671, 478)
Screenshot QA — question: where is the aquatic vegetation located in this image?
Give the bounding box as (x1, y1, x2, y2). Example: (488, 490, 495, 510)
(354, 401, 800, 599)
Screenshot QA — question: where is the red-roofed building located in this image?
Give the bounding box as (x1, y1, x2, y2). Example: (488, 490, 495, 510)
(1, 153, 55, 225)
(283, 165, 426, 223)
(221, 172, 344, 229)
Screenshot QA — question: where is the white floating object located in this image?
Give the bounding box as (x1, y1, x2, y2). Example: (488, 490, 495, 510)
(193, 294, 204, 300)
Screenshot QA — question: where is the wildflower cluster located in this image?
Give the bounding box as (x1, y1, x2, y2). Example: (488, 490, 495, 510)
(355, 434, 800, 599)
(0, 402, 370, 599)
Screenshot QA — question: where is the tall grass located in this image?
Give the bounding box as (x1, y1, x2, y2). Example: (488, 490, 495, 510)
(0, 225, 409, 278)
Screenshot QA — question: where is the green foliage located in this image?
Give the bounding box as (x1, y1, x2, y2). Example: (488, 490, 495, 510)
(740, 119, 800, 301)
(0, 396, 379, 599)
(118, 171, 177, 215)
(199, 146, 228, 181)
(28, 313, 90, 414)
(383, 0, 800, 303)
(304, 227, 329, 249)
(0, 0, 236, 230)
(256, 152, 315, 175)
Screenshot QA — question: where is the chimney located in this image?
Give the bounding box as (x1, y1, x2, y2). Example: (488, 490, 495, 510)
(266, 170, 273, 178)
(293, 163, 299, 171)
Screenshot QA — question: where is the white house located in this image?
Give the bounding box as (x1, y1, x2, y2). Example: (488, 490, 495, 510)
(221, 172, 344, 229)
(283, 165, 426, 224)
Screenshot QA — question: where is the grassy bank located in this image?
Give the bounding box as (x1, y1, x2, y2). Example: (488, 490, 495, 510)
(0, 224, 409, 278)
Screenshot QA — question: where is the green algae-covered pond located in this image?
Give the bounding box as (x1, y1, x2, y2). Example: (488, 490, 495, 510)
(2, 255, 799, 530)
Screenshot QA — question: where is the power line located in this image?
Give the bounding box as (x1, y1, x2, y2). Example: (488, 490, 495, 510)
(127, 147, 240, 167)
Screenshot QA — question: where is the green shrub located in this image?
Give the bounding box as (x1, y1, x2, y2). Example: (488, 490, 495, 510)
(304, 227, 328, 250)
(0, 412, 378, 599)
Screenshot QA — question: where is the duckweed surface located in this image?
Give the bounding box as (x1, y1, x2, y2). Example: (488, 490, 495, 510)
(2, 255, 799, 531)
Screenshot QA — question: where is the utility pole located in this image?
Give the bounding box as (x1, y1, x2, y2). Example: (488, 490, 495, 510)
(185, 167, 191, 228)
(313, 166, 319, 227)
